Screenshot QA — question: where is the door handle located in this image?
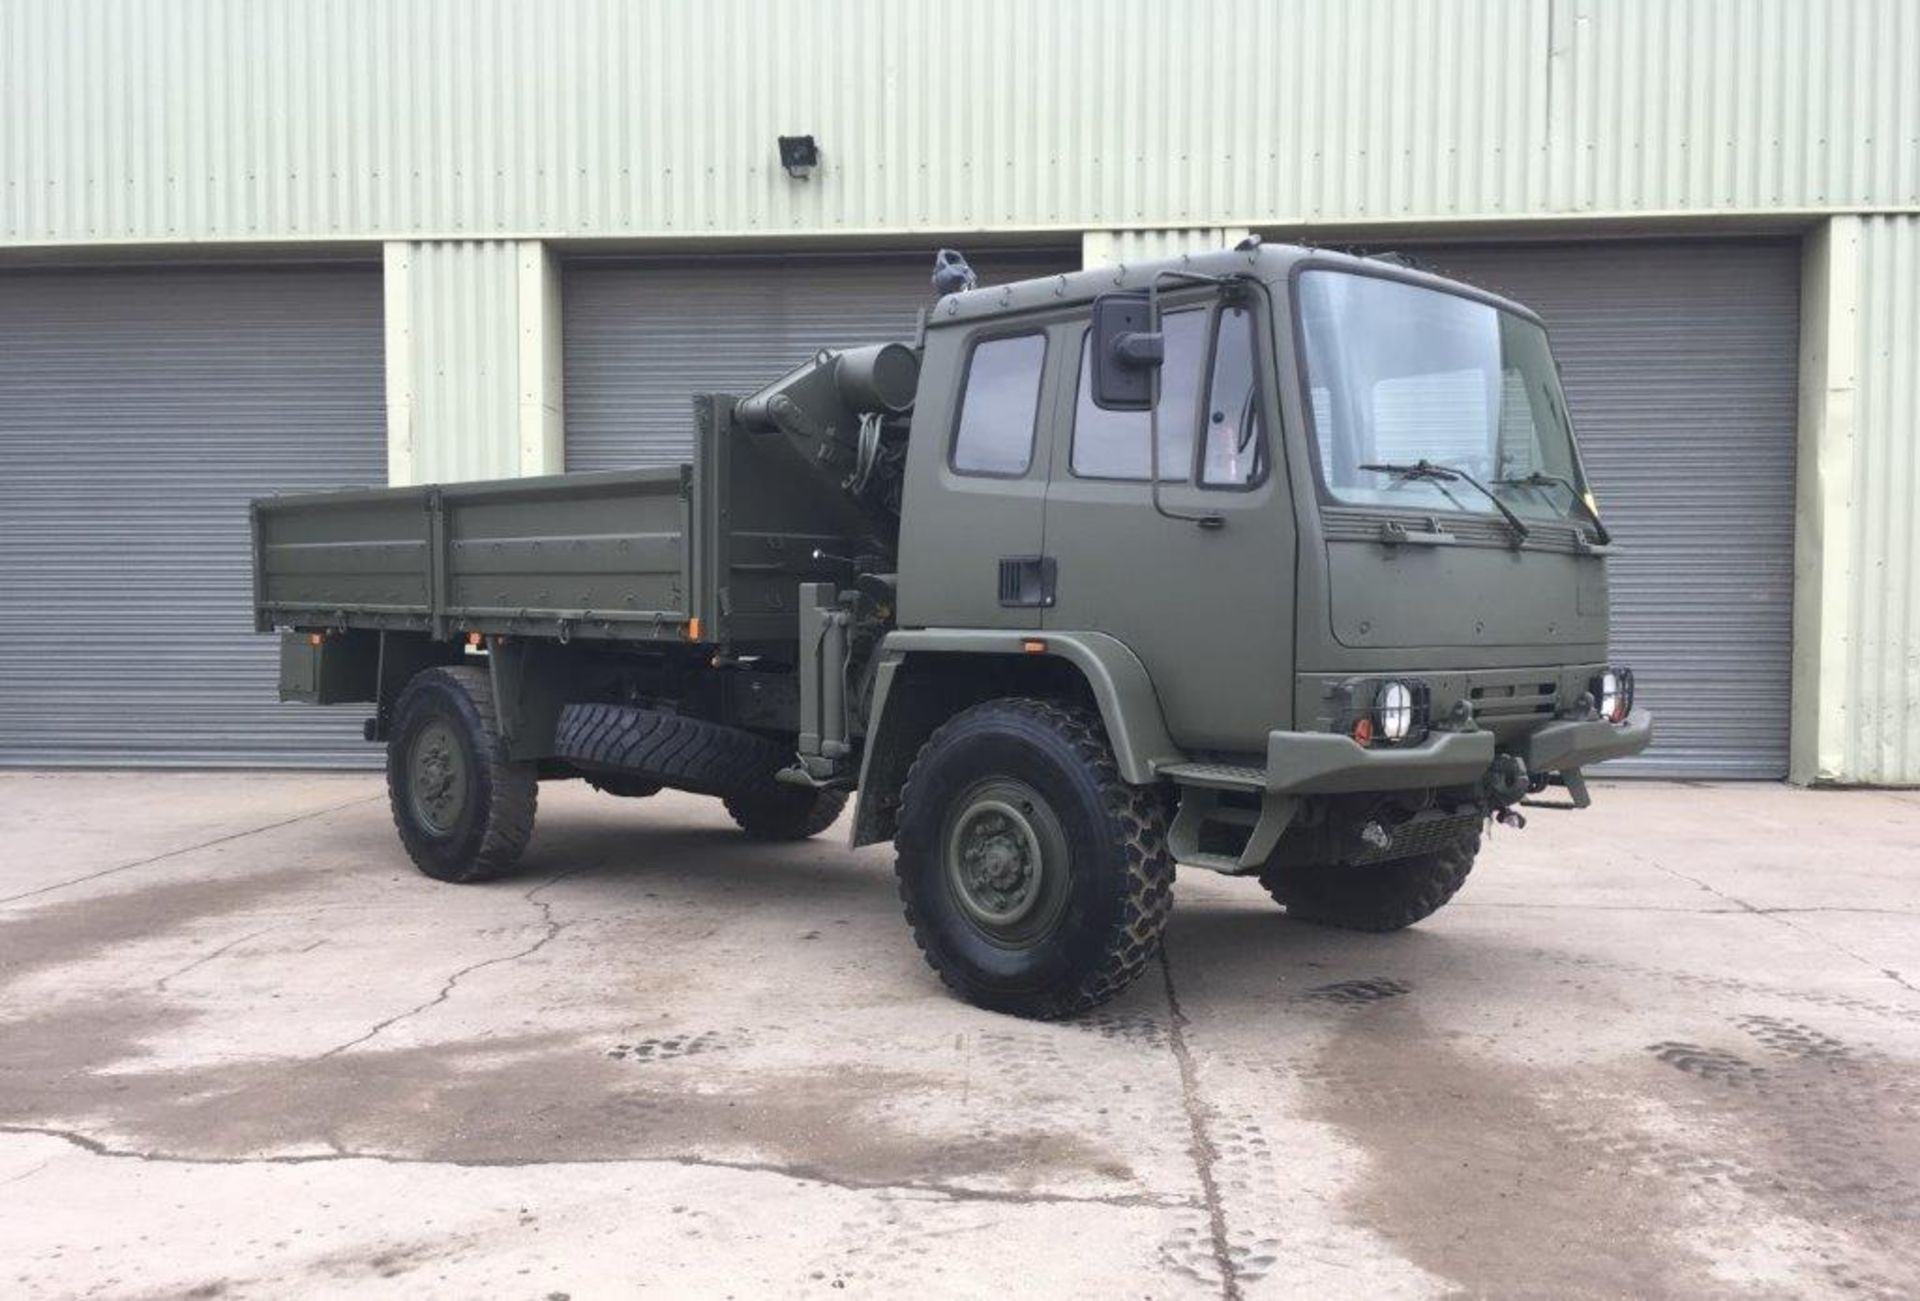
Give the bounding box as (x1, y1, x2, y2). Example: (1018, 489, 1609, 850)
(997, 556, 1057, 608)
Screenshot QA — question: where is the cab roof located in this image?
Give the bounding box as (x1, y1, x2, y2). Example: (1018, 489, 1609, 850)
(927, 241, 1543, 329)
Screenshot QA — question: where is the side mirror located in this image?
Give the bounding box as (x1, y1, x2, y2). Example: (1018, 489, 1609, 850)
(1090, 292, 1163, 411)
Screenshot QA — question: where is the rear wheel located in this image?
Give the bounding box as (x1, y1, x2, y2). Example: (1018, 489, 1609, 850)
(1259, 828, 1479, 932)
(723, 786, 848, 841)
(386, 666, 538, 883)
(893, 698, 1174, 1019)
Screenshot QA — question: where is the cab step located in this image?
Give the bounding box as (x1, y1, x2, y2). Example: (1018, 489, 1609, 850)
(1157, 760, 1265, 791)
(1166, 780, 1296, 875)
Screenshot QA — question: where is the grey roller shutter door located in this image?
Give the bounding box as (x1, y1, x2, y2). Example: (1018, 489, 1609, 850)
(0, 266, 386, 767)
(1403, 239, 1799, 778)
(563, 249, 1077, 471)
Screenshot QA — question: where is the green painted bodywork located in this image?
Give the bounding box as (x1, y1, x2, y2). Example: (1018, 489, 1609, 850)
(895, 245, 1612, 743)
(1516, 709, 1655, 773)
(255, 242, 1651, 861)
(875, 245, 1645, 846)
(866, 630, 1180, 784)
(253, 395, 856, 649)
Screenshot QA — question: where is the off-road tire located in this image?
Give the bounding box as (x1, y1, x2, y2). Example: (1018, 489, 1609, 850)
(386, 666, 538, 884)
(1259, 828, 1479, 932)
(724, 786, 849, 841)
(586, 774, 663, 799)
(893, 697, 1174, 1019)
(554, 703, 784, 798)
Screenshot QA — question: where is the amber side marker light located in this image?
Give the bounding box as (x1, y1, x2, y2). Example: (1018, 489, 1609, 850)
(307, 633, 324, 647)
(467, 631, 484, 647)
(686, 617, 703, 641)
(1351, 716, 1375, 746)
(1022, 639, 1048, 654)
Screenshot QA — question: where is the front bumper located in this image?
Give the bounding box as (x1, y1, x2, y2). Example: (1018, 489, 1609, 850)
(1514, 708, 1654, 774)
(1261, 707, 1654, 795)
(1164, 709, 1653, 873)
(1265, 728, 1495, 795)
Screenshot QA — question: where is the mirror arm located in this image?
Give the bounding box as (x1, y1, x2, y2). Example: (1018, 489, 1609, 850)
(1114, 332, 1165, 366)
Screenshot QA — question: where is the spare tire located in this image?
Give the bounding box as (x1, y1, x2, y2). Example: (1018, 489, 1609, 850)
(554, 703, 785, 798)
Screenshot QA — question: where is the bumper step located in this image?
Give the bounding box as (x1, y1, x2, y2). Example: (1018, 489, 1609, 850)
(1157, 761, 1265, 790)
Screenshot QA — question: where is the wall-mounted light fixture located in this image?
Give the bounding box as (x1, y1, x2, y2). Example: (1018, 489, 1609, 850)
(778, 135, 820, 180)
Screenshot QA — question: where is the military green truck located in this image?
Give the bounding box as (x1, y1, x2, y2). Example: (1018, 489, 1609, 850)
(252, 243, 1650, 1018)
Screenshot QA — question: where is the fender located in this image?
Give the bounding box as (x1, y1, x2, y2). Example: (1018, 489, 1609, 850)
(850, 628, 1183, 846)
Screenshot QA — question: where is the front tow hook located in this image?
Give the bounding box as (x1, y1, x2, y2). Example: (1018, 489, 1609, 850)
(1479, 751, 1531, 807)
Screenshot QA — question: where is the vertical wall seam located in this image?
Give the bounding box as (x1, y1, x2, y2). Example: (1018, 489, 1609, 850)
(381, 239, 414, 485)
(1823, 214, 1861, 781)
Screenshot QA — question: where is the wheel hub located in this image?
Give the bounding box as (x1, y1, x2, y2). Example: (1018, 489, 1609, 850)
(943, 779, 1070, 945)
(958, 807, 1038, 917)
(408, 719, 468, 834)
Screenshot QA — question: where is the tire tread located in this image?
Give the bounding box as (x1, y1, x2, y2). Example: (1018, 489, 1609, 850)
(554, 702, 786, 798)
(1259, 829, 1479, 932)
(722, 787, 850, 841)
(893, 697, 1174, 1019)
(386, 665, 537, 884)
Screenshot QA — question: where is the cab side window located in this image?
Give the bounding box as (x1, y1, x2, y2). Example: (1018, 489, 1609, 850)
(1199, 305, 1266, 487)
(951, 333, 1047, 476)
(1072, 308, 1207, 479)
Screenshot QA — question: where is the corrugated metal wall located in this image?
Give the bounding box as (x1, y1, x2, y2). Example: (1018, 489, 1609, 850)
(1081, 229, 1252, 266)
(1838, 216, 1920, 782)
(1409, 239, 1802, 778)
(386, 240, 521, 483)
(3, 2, 1915, 781)
(4, 0, 1915, 246)
(564, 248, 1075, 471)
(0, 265, 384, 767)
(1552, 0, 1920, 213)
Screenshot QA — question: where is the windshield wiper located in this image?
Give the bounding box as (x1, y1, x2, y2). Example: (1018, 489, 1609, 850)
(1360, 459, 1531, 545)
(1494, 471, 1611, 545)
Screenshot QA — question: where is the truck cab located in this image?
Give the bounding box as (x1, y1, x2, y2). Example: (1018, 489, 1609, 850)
(861, 244, 1649, 987)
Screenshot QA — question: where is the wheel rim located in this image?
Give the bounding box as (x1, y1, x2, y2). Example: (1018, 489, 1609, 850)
(407, 718, 469, 836)
(942, 777, 1070, 947)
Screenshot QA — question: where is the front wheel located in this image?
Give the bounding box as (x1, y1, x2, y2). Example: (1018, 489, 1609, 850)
(893, 698, 1174, 1019)
(386, 666, 538, 883)
(1259, 829, 1479, 932)
(586, 773, 663, 799)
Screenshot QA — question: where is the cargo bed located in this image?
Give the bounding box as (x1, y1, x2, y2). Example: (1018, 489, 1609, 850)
(251, 397, 862, 648)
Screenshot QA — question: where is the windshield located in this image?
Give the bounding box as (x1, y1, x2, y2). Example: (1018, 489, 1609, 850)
(1297, 269, 1587, 522)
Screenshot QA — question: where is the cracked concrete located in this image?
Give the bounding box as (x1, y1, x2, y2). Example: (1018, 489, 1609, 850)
(1, 771, 1917, 1298)
(1159, 949, 1243, 1301)
(318, 871, 576, 1059)
(0, 1121, 1194, 1211)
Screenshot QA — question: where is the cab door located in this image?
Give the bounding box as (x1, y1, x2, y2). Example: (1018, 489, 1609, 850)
(896, 324, 1056, 629)
(1041, 296, 1297, 754)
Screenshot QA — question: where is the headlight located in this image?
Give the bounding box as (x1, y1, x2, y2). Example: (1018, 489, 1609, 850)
(1376, 680, 1416, 742)
(1593, 666, 1634, 723)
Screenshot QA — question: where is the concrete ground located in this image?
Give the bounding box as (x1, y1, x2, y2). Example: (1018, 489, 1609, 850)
(0, 773, 1916, 1299)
